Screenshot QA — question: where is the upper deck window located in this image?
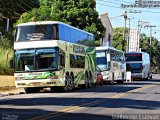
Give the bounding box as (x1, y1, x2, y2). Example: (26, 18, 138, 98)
(58, 24, 94, 46)
(15, 23, 94, 47)
(16, 24, 54, 41)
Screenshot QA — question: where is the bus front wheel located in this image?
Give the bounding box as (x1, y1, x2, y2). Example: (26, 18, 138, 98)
(62, 75, 74, 92)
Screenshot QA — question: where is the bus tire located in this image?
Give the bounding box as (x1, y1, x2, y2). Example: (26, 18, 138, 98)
(100, 81, 103, 86)
(62, 75, 73, 92)
(68, 75, 74, 91)
(109, 73, 114, 84)
(150, 74, 152, 80)
(84, 72, 88, 88)
(88, 72, 92, 88)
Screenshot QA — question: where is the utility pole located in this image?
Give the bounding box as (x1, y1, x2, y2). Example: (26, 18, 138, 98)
(126, 18, 130, 52)
(137, 20, 150, 51)
(121, 10, 141, 52)
(6, 18, 9, 32)
(122, 11, 127, 52)
(144, 24, 156, 70)
(149, 25, 156, 61)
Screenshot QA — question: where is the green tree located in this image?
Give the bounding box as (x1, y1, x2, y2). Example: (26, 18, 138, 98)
(112, 27, 128, 51)
(15, 0, 105, 41)
(140, 33, 160, 73)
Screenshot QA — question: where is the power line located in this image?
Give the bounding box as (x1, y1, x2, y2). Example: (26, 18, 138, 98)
(96, 3, 121, 9)
(97, 2, 160, 13)
(112, 0, 133, 4)
(98, 1, 122, 5)
(18, 5, 28, 12)
(111, 19, 138, 28)
(17, 3, 52, 40)
(24, 0, 39, 7)
(21, 1, 33, 9)
(126, 9, 160, 14)
(99, 0, 133, 4)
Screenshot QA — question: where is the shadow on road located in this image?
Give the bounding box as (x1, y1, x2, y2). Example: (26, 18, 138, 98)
(124, 79, 160, 86)
(0, 108, 115, 120)
(1, 96, 160, 111)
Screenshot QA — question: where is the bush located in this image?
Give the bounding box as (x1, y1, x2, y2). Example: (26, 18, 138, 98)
(0, 65, 13, 75)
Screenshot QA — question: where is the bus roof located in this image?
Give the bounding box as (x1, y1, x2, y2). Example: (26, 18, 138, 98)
(16, 21, 94, 36)
(96, 46, 124, 53)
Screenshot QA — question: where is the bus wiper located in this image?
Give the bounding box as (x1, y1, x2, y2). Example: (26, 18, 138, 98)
(25, 70, 32, 72)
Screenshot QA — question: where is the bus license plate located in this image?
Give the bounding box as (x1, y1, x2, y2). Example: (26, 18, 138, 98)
(31, 82, 40, 86)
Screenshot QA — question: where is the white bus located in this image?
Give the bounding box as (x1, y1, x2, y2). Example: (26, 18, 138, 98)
(10, 21, 96, 92)
(96, 46, 126, 84)
(125, 52, 151, 80)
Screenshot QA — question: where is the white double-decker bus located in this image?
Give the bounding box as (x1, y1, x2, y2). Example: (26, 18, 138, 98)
(96, 46, 126, 84)
(11, 21, 96, 92)
(125, 52, 151, 80)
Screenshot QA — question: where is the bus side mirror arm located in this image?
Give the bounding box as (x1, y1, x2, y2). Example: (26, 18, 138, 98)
(107, 53, 111, 62)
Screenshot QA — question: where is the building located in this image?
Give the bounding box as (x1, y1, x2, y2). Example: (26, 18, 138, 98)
(99, 13, 113, 47)
(128, 29, 141, 52)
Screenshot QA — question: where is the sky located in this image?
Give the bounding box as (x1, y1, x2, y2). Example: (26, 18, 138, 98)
(96, 0, 160, 40)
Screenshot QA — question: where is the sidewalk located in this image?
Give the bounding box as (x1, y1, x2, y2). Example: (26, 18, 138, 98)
(0, 87, 25, 97)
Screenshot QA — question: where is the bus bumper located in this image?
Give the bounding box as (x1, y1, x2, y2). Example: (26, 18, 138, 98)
(131, 73, 143, 80)
(15, 79, 65, 88)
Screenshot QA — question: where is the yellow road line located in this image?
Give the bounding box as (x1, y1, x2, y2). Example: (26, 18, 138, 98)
(30, 99, 106, 120)
(42, 99, 108, 120)
(30, 84, 156, 120)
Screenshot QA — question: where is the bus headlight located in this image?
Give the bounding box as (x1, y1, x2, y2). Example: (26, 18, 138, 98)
(15, 77, 24, 80)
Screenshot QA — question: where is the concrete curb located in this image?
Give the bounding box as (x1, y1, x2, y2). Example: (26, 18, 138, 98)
(0, 93, 9, 97)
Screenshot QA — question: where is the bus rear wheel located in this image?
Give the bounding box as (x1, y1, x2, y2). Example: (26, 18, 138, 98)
(83, 73, 89, 88)
(109, 73, 114, 84)
(88, 72, 92, 88)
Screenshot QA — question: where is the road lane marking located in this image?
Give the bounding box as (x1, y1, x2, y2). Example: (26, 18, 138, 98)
(30, 99, 106, 120)
(42, 99, 108, 120)
(30, 84, 156, 120)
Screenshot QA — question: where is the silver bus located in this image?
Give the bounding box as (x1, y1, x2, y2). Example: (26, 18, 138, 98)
(125, 52, 151, 80)
(96, 46, 126, 84)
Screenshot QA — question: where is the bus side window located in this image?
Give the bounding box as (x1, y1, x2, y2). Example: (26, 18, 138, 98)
(59, 50, 65, 67)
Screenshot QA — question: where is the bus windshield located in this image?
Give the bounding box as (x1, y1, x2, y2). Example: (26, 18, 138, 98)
(96, 52, 109, 71)
(16, 25, 54, 41)
(125, 53, 142, 61)
(126, 63, 142, 73)
(14, 48, 58, 71)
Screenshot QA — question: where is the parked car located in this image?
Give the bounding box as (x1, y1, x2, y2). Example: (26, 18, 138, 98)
(96, 66, 103, 86)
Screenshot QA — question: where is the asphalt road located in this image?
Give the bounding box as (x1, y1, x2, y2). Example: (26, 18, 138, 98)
(0, 76, 160, 120)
